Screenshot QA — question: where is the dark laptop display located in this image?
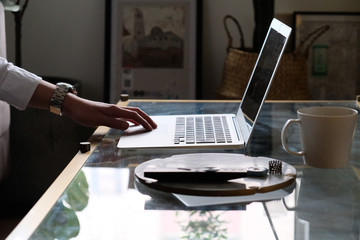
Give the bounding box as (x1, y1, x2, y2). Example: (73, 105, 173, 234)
(241, 28, 287, 123)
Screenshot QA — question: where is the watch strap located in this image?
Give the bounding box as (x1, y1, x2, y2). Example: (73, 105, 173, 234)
(50, 82, 77, 116)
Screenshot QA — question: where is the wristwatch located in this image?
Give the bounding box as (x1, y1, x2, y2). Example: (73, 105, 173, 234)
(50, 82, 77, 116)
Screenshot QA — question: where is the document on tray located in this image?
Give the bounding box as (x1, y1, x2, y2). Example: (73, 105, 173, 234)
(173, 182, 296, 207)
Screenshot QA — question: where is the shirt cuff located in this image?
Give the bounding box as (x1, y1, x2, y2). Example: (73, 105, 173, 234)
(0, 63, 41, 110)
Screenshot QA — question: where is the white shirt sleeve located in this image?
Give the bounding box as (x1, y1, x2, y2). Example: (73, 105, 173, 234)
(0, 57, 41, 110)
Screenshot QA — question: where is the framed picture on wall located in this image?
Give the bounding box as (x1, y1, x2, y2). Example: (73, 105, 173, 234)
(293, 12, 360, 100)
(104, 0, 201, 103)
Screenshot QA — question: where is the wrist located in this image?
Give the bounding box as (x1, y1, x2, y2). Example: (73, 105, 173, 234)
(49, 82, 77, 116)
(61, 92, 81, 117)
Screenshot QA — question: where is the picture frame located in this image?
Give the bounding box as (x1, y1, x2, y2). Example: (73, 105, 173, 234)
(293, 12, 360, 100)
(104, 0, 200, 103)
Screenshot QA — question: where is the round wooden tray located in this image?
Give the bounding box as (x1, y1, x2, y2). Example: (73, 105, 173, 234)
(135, 153, 296, 196)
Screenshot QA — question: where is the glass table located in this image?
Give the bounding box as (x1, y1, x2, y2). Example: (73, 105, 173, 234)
(7, 100, 360, 240)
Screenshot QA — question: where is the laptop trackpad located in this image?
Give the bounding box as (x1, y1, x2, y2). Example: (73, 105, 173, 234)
(118, 120, 172, 148)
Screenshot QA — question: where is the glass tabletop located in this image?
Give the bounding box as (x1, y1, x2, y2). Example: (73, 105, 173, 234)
(12, 101, 360, 239)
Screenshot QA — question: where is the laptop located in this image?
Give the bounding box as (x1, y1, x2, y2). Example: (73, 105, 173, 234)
(117, 18, 291, 149)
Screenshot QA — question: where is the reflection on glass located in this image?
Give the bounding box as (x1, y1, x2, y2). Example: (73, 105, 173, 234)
(177, 210, 228, 240)
(30, 170, 89, 239)
(294, 168, 360, 239)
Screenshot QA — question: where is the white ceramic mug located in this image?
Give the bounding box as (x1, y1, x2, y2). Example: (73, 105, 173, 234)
(281, 106, 358, 168)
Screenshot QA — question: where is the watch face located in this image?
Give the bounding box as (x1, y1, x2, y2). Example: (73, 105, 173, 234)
(61, 83, 78, 95)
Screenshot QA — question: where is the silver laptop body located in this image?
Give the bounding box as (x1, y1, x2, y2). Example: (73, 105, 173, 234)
(117, 18, 291, 149)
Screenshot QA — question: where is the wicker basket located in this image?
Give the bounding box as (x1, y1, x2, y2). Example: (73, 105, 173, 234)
(217, 15, 329, 100)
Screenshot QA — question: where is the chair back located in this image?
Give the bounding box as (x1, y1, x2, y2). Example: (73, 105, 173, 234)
(0, 2, 11, 181)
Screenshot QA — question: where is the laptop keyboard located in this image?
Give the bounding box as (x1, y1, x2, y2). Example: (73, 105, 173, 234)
(174, 116, 232, 144)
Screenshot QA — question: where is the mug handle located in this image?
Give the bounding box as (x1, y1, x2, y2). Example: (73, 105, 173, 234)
(281, 119, 305, 156)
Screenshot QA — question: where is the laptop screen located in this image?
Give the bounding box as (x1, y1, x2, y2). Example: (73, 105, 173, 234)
(237, 18, 291, 143)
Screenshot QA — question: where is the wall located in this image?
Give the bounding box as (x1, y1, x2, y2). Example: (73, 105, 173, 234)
(202, 0, 360, 99)
(5, 0, 105, 101)
(4, 0, 360, 101)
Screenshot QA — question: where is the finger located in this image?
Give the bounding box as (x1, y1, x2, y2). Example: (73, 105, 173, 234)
(126, 119, 140, 126)
(122, 107, 157, 129)
(104, 118, 130, 130)
(113, 109, 153, 131)
(111, 106, 156, 131)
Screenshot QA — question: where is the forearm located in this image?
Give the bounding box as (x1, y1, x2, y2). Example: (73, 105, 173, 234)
(28, 80, 157, 131)
(28, 80, 80, 117)
(27, 80, 56, 110)
(1, 57, 156, 131)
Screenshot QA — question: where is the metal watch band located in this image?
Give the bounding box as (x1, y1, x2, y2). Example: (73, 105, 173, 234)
(50, 82, 77, 116)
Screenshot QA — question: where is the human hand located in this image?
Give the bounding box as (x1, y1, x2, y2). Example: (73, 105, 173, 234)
(63, 94, 157, 131)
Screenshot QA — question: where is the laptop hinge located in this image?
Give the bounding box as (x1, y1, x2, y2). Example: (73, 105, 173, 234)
(233, 116, 249, 156)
